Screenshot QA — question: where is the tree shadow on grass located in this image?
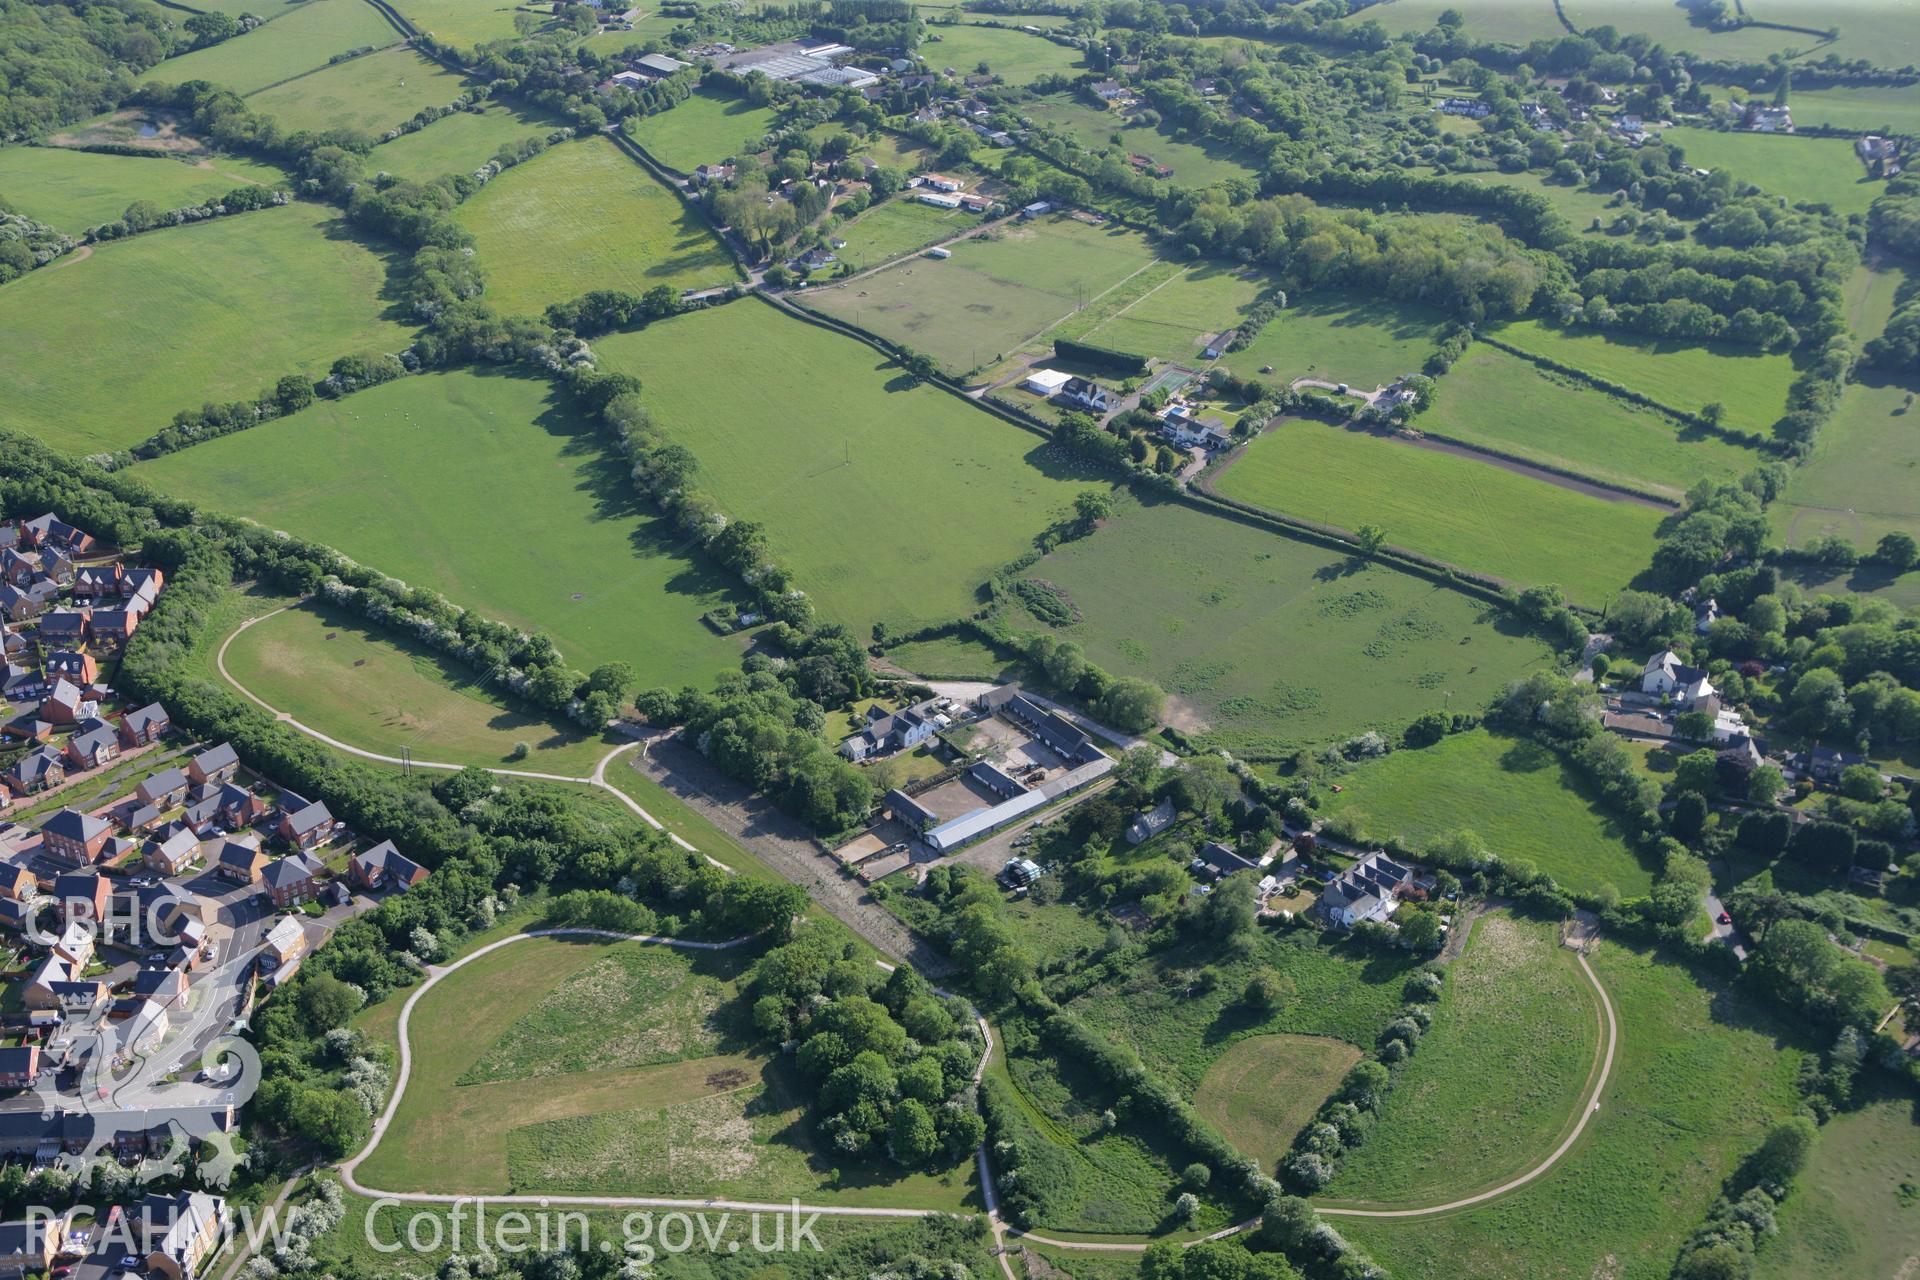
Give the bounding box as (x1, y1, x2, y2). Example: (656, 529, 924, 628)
(314, 214, 416, 326)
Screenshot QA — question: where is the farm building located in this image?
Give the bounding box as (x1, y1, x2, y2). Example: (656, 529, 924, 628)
(1023, 369, 1073, 396)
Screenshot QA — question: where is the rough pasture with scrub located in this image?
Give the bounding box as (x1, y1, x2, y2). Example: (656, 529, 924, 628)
(362, 103, 559, 183)
(1415, 345, 1765, 500)
(1317, 730, 1656, 897)
(140, 0, 402, 94)
(1341, 940, 1806, 1280)
(592, 300, 1118, 639)
(0, 202, 412, 455)
(138, 365, 750, 689)
(1323, 913, 1601, 1206)
(0, 146, 289, 235)
(247, 47, 471, 142)
(1213, 418, 1665, 607)
(998, 497, 1554, 757)
(622, 89, 781, 174)
(454, 136, 738, 314)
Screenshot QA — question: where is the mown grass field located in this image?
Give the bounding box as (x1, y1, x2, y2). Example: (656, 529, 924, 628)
(1772, 376, 1920, 549)
(1489, 318, 1798, 434)
(1324, 913, 1600, 1205)
(1664, 126, 1883, 216)
(1562, 0, 1804, 59)
(1342, 941, 1806, 1280)
(1765, 1, 1920, 69)
(1754, 1092, 1920, 1279)
(1847, 259, 1908, 346)
(826, 196, 981, 268)
(455, 136, 737, 314)
(0, 202, 411, 455)
(248, 47, 470, 141)
(1194, 1035, 1362, 1169)
(1023, 95, 1262, 188)
(920, 23, 1085, 82)
(594, 299, 1115, 638)
(364, 103, 557, 182)
(143, 0, 401, 94)
(0, 146, 288, 234)
(1418, 344, 1765, 498)
(386, 0, 538, 50)
(1214, 418, 1665, 605)
(1318, 730, 1656, 897)
(139, 366, 749, 687)
(883, 632, 1014, 679)
(804, 214, 1159, 373)
(1001, 497, 1553, 755)
(624, 89, 782, 173)
(1365, 0, 1566, 41)
(220, 598, 619, 774)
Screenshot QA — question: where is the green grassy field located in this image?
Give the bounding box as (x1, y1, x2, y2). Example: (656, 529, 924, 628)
(884, 632, 1015, 679)
(1000, 496, 1553, 755)
(1319, 730, 1656, 896)
(1022, 95, 1262, 189)
(364, 103, 558, 182)
(1224, 291, 1447, 387)
(1418, 344, 1765, 498)
(804, 214, 1159, 374)
(1214, 418, 1666, 605)
(455, 136, 737, 314)
(1324, 913, 1600, 1205)
(1765, 1, 1920, 68)
(1753, 83, 1920, 134)
(1755, 1092, 1920, 1279)
(1343, 940, 1805, 1280)
(1773, 376, 1920, 550)
(1489, 318, 1799, 435)
(826, 197, 981, 268)
(142, 0, 401, 94)
(139, 366, 748, 687)
(386, 0, 538, 50)
(1194, 1035, 1362, 1169)
(1563, 0, 1804, 59)
(1663, 126, 1883, 216)
(248, 47, 470, 141)
(920, 23, 1085, 83)
(1846, 259, 1908, 346)
(1365, 0, 1566, 42)
(593, 299, 1115, 638)
(220, 598, 619, 774)
(623, 89, 782, 173)
(1455, 166, 1650, 235)
(0, 201, 411, 455)
(0, 147, 288, 234)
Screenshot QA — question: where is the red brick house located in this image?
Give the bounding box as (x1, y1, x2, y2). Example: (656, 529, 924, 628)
(41, 808, 111, 866)
(348, 841, 430, 892)
(118, 702, 171, 748)
(185, 743, 239, 787)
(260, 852, 324, 907)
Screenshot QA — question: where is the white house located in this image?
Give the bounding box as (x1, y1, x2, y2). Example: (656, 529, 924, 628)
(918, 174, 963, 192)
(1160, 407, 1229, 449)
(1318, 852, 1416, 928)
(841, 700, 944, 762)
(1640, 650, 1712, 702)
(917, 192, 963, 209)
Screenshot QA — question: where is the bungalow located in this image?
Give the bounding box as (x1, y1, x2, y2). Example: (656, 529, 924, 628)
(19, 514, 93, 556)
(91, 609, 138, 647)
(1125, 799, 1177, 845)
(917, 191, 963, 209)
(276, 797, 333, 850)
(145, 828, 201, 877)
(41, 809, 110, 866)
(0, 1047, 39, 1090)
(53, 872, 110, 926)
(1318, 852, 1416, 928)
(791, 246, 838, 272)
(1809, 744, 1867, 785)
(70, 563, 122, 600)
(5, 745, 65, 795)
(39, 678, 87, 726)
(1438, 96, 1490, 119)
(842, 699, 943, 761)
(918, 173, 963, 192)
(1058, 377, 1114, 414)
(1090, 79, 1124, 101)
(44, 651, 97, 685)
(1192, 840, 1259, 879)
(260, 851, 325, 907)
(137, 1191, 228, 1280)
(136, 767, 190, 811)
(0, 866, 35, 902)
(36, 611, 89, 647)
(118, 701, 171, 748)
(21, 956, 69, 1009)
(349, 840, 429, 892)
(64, 720, 120, 772)
(260, 915, 308, 970)
(186, 743, 239, 787)
(214, 836, 268, 885)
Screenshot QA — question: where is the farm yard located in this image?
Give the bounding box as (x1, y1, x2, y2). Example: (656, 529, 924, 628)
(918, 23, 1086, 83)
(0, 146, 289, 234)
(454, 136, 738, 313)
(247, 47, 471, 141)
(1415, 344, 1766, 498)
(362, 102, 560, 181)
(1213, 418, 1666, 606)
(997, 497, 1554, 755)
(0, 201, 410, 454)
(1317, 730, 1656, 897)
(1772, 376, 1920, 550)
(138, 365, 749, 687)
(594, 299, 1116, 637)
(1663, 127, 1885, 216)
(140, 0, 403, 93)
(623, 89, 782, 173)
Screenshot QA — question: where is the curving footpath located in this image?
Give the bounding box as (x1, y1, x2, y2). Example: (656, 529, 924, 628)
(215, 609, 730, 871)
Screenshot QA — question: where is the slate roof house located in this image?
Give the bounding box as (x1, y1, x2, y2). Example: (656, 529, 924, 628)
(19, 514, 94, 556)
(119, 702, 171, 747)
(349, 840, 430, 892)
(276, 797, 333, 850)
(41, 808, 110, 866)
(261, 852, 325, 906)
(1640, 650, 1715, 705)
(1126, 799, 1176, 845)
(6, 745, 66, 795)
(214, 836, 268, 885)
(1058, 376, 1115, 414)
(841, 699, 943, 761)
(1318, 852, 1416, 928)
(186, 743, 239, 787)
(64, 719, 119, 771)
(136, 767, 190, 811)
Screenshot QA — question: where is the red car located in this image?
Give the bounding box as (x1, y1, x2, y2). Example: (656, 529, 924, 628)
(1716, 911, 1732, 926)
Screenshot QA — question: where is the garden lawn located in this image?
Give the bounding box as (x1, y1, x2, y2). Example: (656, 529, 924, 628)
(0, 202, 410, 455)
(1754, 1091, 1920, 1279)
(1022, 95, 1261, 188)
(1418, 344, 1765, 498)
(623, 89, 782, 173)
(1772, 375, 1920, 549)
(142, 0, 401, 94)
(138, 366, 748, 688)
(248, 48, 470, 141)
(592, 300, 1116, 638)
(365, 103, 558, 182)
(0, 146, 288, 234)
(455, 136, 736, 314)
(1341, 940, 1807, 1280)
(1002, 497, 1553, 756)
(1319, 731, 1655, 896)
(220, 599, 619, 774)
(920, 23, 1084, 83)
(1324, 913, 1601, 1205)
(804, 214, 1160, 374)
(1194, 1035, 1362, 1169)
(386, 0, 538, 50)
(1488, 319, 1798, 435)
(1214, 418, 1665, 605)
(1664, 126, 1884, 216)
